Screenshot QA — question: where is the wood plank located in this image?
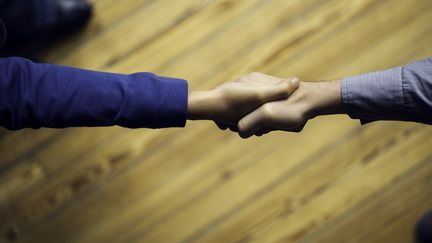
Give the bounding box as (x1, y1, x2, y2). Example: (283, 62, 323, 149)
(0, 0, 431, 243)
(39, 0, 159, 63)
(0, 127, 127, 210)
(13, 117, 356, 243)
(303, 155, 432, 243)
(110, 0, 333, 76)
(0, 127, 170, 241)
(47, 0, 216, 70)
(269, 0, 432, 78)
(246, 127, 432, 243)
(164, 123, 424, 243)
(367, 201, 432, 243)
(0, 130, 62, 171)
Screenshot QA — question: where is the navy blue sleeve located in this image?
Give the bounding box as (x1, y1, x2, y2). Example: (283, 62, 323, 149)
(341, 58, 432, 124)
(0, 57, 188, 130)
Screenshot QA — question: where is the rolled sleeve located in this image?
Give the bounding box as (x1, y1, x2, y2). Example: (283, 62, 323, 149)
(0, 57, 189, 130)
(341, 66, 405, 123)
(401, 58, 432, 124)
(120, 73, 188, 128)
(341, 58, 432, 125)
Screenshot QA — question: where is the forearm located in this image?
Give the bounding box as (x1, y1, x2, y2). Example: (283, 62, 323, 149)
(187, 91, 218, 121)
(341, 58, 432, 124)
(0, 57, 188, 130)
(300, 80, 345, 119)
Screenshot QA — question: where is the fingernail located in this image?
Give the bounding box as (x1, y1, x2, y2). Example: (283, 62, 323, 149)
(291, 78, 300, 88)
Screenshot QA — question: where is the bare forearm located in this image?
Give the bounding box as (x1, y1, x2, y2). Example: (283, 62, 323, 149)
(187, 91, 217, 120)
(302, 80, 345, 119)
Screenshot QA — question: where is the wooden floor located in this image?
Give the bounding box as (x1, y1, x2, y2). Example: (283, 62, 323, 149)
(1, 0, 432, 242)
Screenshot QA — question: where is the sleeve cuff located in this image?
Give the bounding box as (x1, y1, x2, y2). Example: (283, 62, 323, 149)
(118, 73, 188, 128)
(157, 75, 189, 128)
(341, 66, 405, 124)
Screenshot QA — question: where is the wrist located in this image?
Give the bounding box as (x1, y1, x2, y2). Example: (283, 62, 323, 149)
(187, 90, 219, 120)
(301, 80, 344, 119)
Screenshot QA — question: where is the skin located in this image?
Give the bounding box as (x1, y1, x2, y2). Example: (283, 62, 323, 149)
(237, 80, 343, 138)
(187, 72, 300, 129)
(187, 72, 343, 138)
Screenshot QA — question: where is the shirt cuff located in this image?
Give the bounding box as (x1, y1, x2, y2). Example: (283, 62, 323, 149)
(341, 66, 405, 124)
(119, 73, 188, 128)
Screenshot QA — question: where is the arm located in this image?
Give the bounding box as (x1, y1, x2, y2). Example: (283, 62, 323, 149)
(0, 58, 298, 130)
(188, 72, 300, 126)
(0, 57, 188, 130)
(342, 58, 432, 124)
(237, 58, 432, 138)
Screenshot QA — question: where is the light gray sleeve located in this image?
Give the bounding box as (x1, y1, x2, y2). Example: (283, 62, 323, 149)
(341, 58, 432, 125)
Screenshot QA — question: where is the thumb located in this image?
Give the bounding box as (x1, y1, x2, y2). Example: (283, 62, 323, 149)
(238, 107, 268, 138)
(260, 78, 300, 103)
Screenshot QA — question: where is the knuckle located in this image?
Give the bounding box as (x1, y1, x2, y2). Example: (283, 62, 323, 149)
(238, 119, 247, 131)
(216, 88, 228, 101)
(249, 72, 266, 80)
(250, 72, 262, 77)
(234, 75, 247, 82)
(238, 76, 249, 83)
(280, 80, 290, 90)
(260, 103, 274, 118)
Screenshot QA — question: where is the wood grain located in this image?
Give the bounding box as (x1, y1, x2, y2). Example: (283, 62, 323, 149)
(1, 0, 431, 242)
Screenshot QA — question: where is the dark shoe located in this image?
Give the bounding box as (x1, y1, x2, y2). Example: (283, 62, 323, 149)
(416, 210, 432, 243)
(0, 0, 92, 50)
(55, 0, 93, 35)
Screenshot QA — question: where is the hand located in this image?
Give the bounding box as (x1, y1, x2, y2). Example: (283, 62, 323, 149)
(237, 80, 343, 138)
(187, 73, 300, 128)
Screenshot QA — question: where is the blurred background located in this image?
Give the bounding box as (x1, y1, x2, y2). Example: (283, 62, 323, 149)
(1, 0, 432, 242)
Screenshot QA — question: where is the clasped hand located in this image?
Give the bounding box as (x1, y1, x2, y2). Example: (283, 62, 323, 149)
(188, 72, 342, 138)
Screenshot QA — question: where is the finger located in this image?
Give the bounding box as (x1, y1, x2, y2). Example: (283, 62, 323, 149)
(237, 107, 269, 138)
(215, 122, 228, 130)
(260, 77, 300, 103)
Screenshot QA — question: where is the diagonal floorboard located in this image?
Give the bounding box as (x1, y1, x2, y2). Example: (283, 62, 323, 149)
(1, 0, 431, 242)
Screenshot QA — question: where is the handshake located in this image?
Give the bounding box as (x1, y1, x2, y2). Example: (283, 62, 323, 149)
(188, 72, 343, 138)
